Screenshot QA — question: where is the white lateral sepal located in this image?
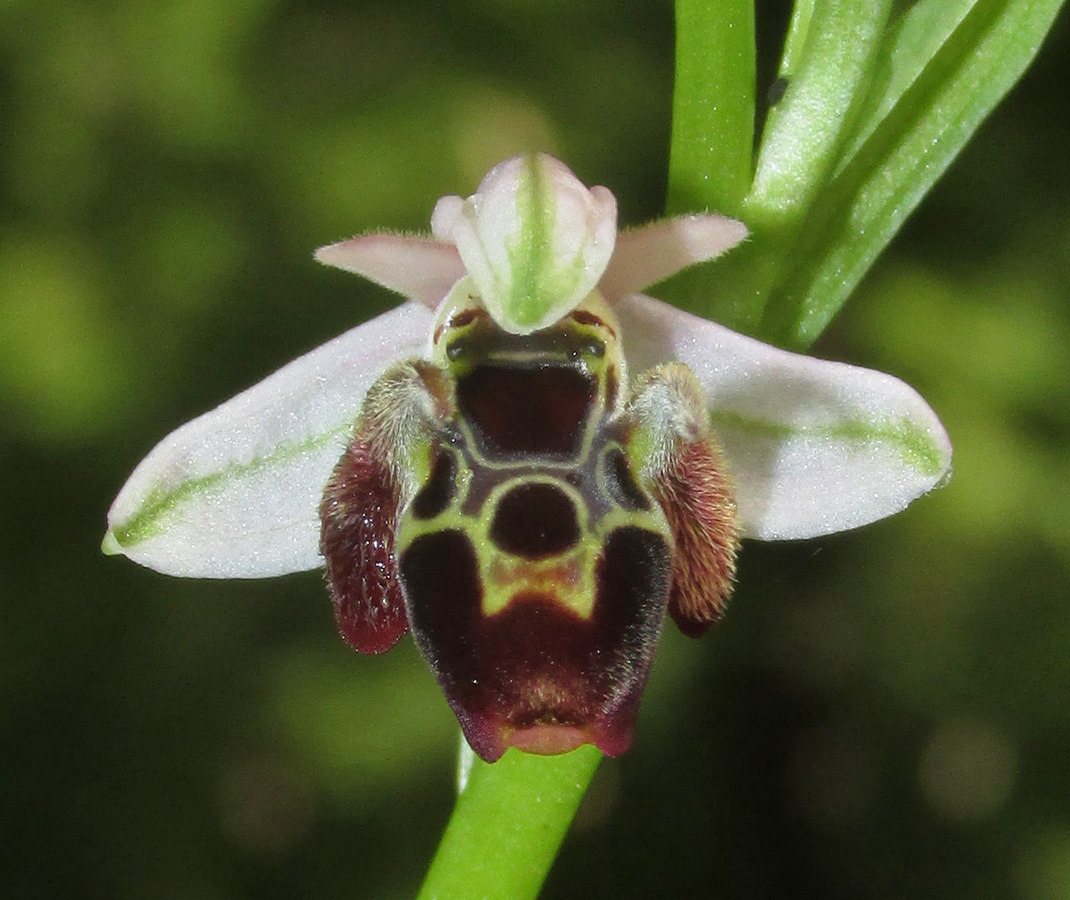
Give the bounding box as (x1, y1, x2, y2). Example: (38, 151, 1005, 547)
(616, 294, 952, 540)
(104, 301, 435, 577)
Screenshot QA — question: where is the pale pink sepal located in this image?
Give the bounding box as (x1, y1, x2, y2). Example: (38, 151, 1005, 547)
(314, 234, 464, 310)
(599, 215, 749, 301)
(616, 294, 952, 540)
(104, 302, 435, 577)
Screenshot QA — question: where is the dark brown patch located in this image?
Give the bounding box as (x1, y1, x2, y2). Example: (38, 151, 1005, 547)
(489, 482, 580, 559)
(400, 530, 484, 720)
(595, 526, 671, 641)
(402, 519, 671, 761)
(434, 308, 487, 345)
(456, 364, 595, 457)
(400, 530, 483, 630)
(448, 308, 485, 329)
(320, 438, 408, 654)
(570, 309, 616, 337)
(604, 363, 619, 410)
(410, 447, 457, 520)
(603, 447, 650, 511)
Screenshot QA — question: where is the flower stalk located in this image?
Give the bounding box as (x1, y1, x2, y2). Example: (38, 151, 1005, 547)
(416, 747, 601, 900)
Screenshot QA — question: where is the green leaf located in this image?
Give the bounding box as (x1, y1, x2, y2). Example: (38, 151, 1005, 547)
(761, 0, 1067, 347)
(664, 0, 895, 337)
(667, 0, 755, 218)
(415, 746, 601, 900)
(836, 0, 979, 167)
(748, 0, 894, 229)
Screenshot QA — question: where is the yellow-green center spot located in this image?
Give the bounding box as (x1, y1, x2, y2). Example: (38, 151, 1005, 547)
(479, 545, 596, 620)
(477, 477, 597, 619)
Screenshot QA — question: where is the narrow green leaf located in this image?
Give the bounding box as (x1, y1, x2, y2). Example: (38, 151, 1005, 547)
(415, 746, 601, 900)
(778, 0, 816, 76)
(663, 0, 893, 338)
(836, 0, 980, 168)
(748, 0, 894, 229)
(762, 0, 1067, 347)
(667, 0, 755, 217)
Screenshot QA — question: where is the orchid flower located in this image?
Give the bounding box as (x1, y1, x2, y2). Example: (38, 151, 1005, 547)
(104, 154, 951, 761)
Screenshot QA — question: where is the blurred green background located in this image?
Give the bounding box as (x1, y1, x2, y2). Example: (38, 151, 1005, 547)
(2, 2, 1068, 899)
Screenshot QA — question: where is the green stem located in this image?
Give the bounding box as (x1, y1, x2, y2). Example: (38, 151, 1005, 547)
(667, 0, 755, 218)
(415, 746, 602, 900)
(662, 0, 759, 333)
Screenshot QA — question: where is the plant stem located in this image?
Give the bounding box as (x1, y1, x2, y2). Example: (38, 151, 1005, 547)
(415, 746, 602, 900)
(667, 0, 756, 218)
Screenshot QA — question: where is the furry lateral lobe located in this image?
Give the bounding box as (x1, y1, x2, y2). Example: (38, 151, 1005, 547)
(320, 434, 408, 653)
(320, 360, 454, 654)
(626, 363, 740, 637)
(656, 438, 739, 635)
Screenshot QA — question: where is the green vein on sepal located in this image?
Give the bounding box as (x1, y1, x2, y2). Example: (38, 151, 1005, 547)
(506, 155, 551, 329)
(504, 157, 586, 330)
(106, 423, 353, 549)
(710, 410, 945, 476)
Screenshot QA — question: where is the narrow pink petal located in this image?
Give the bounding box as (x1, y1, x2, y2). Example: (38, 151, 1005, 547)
(430, 195, 464, 241)
(315, 233, 465, 309)
(104, 302, 434, 578)
(616, 294, 952, 540)
(599, 215, 748, 301)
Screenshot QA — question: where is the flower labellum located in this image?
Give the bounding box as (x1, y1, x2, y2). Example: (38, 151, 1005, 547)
(104, 154, 952, 762)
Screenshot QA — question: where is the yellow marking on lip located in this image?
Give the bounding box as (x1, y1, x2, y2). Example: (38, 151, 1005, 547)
(482, 551, 594, 619)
